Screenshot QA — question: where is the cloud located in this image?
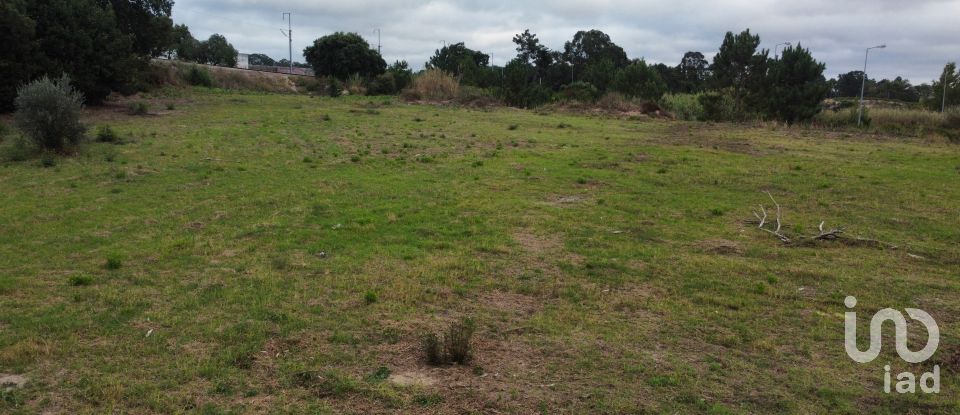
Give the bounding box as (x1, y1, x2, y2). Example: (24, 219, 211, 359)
(172, 0, 960, 83)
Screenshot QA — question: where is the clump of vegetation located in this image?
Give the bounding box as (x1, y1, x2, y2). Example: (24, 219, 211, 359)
(661, 93, 705, 121)
(698, 91, 738, 122)
(557, 82, 599, 103)
(13, 75, 86, 153)
(363, 291, 378, 304)
(68, 275, 93, 286)
(128, 102, 149, 116)
(95, 125, 120, 143)
(423, 317, 476, 365)
(104, 256, 122, 270)
(402, 69, 459, 102)
(185, 66, 214, 87)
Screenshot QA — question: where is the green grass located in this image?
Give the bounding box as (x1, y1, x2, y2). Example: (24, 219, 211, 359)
(1, 89, 959, 414)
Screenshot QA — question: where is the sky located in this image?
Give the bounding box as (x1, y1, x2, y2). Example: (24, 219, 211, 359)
(172, 0, 960, 83)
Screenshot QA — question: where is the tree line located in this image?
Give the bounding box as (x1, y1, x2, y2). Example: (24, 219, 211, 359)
(2, 1, 956, 118)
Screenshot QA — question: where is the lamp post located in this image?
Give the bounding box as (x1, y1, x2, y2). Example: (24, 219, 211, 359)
(774, 42, 792, 60)
(858, 44, 886, 127)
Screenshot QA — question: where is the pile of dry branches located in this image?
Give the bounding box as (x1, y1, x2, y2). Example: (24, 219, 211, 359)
(750, 191, 896, 249)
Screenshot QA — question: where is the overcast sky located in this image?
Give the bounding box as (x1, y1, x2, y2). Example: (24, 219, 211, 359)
(173, 0, 960, 83)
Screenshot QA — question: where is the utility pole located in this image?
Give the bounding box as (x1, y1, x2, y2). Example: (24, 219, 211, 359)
(943, 67, 949, 113)
(373, 29, 381, 56)
(858, 44, 886, 127)
(281, 12, 292, 74)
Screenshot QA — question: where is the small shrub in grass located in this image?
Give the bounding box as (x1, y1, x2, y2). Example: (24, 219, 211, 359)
(40, 152, 56, 168)
(368, 366, 390, 381)
(128, 102, 149, 116)
(104, 256, 122, 270)
(185, 66, 213, 87)
(423, 317, 476, 365)
(413, 392, 444, 406)
(69, 275, 93, 286)
(363, 291, 378, 304)
(14, 75, 86, 153)
(507, 124, 519, 131)
(96, 125, 120, 143)
(165, 102, 176, 111)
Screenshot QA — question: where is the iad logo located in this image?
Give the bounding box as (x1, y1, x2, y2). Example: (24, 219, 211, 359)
(844, 296, 941, 393)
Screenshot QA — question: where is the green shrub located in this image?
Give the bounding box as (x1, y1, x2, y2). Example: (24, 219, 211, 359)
(14, 75, 86, 152)
(68, 275, 93, 286)
(367, 72, 397, 95)
(185, 66, 213, 87)
(698, 91, 737, 122)
(557, 82, 599, 103)
(104, 256, 122, 270)
(96, 125, 119, 143)
(128, 102, 149, 116)
(328, 78, 344, 97)
(661, 93, 705, 121)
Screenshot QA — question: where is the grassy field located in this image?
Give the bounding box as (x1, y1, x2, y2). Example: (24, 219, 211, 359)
(1, 89, 959, 414)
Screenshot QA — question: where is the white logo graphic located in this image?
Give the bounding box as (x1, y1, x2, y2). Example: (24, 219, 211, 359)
(844, 296, 941, 394)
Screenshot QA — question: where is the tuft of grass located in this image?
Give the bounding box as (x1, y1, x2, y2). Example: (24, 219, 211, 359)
(363, 291, 378, 304)
(128, 102, 149, 116)
(104, 256, 122, 270)
(423, 317, 475, 366)
(95, 125, 120, 143)
(68, 275, 93, 286)
(507, 124, 519, 131)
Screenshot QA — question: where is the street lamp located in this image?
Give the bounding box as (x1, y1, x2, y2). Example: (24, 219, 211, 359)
(775, 42, 792, 60)
(858, 44, 886, 127)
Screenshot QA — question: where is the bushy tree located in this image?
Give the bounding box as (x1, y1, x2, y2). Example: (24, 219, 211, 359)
(106, 0, 174, 58)
(367, 61, 413, 95)
(513, 29, 554, 80)
(501, 59, 551, 108)
(248, 53, 276, 66)
(761, 44, 828, 123)
(711, 29, 764, 112)
(14, 75, 86, 152)
(304, 32, 386, 80)
(874, 77, 919, 102)
(612, 60, 667, 100)
(199, 34, 237, 67)
(427, 43, 490, 86)
(29, 0, 138, 104)
(930, 62, 959, 110)
(677, 51, 709, 93)
(834, 71, 871, 97)
(564, 30, 629, 70)
(169, 24, 199, 61)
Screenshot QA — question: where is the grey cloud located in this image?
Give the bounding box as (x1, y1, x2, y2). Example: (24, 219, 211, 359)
(173, 0, 960, 83)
